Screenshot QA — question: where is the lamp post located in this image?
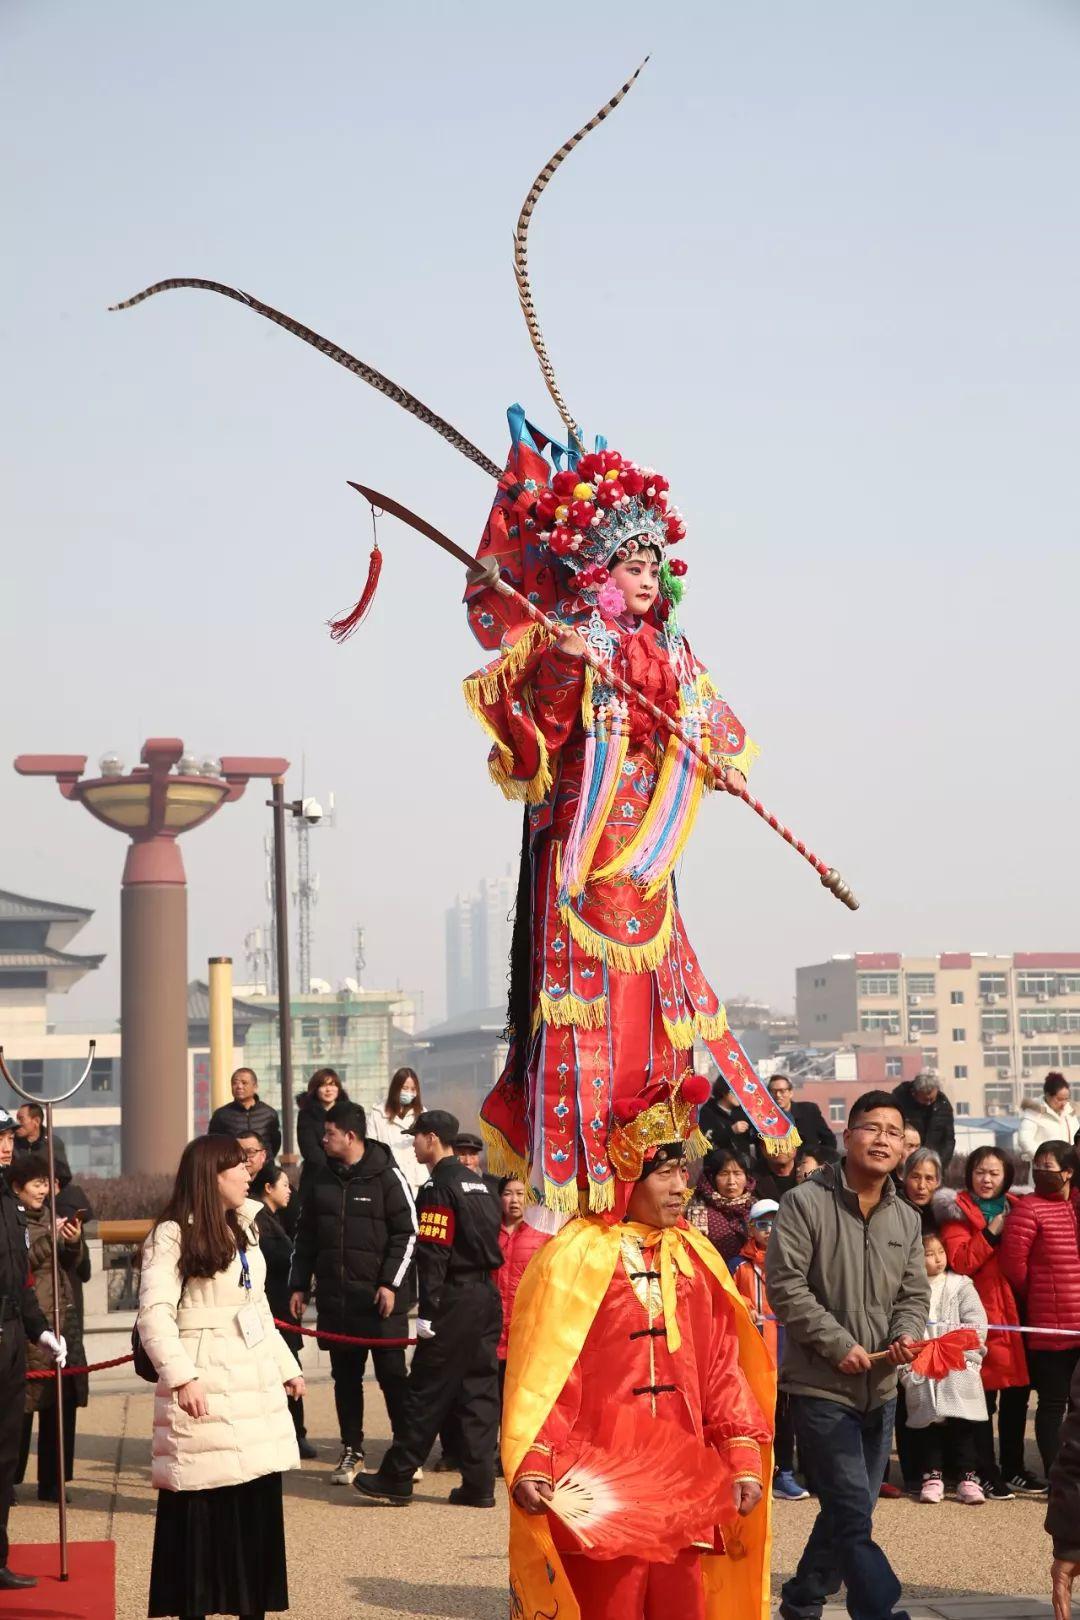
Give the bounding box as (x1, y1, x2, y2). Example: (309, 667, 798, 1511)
(14, 739, 288, 1174)
(270, 779, 295, 1162)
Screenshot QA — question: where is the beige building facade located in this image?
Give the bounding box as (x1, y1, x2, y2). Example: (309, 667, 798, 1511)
(796, 951, 1080, 1117)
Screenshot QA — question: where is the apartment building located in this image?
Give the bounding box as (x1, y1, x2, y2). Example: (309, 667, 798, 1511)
(796, 952, 1080, 1117)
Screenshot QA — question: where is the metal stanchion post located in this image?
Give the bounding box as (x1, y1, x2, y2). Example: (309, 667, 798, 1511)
(43, 1099, 67, 1579)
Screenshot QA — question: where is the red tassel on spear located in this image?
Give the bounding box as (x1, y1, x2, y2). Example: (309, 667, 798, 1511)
(328, 500, 383, 642)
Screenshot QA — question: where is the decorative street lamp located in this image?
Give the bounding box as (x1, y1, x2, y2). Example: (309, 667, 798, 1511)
(14, 739, 288, 1174)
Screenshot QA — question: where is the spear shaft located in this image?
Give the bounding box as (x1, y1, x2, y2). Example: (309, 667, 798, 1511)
(348, 483, 859, 910)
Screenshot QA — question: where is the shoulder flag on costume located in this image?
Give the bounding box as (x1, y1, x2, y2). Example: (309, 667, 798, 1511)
(418, 1205, 455, 1247)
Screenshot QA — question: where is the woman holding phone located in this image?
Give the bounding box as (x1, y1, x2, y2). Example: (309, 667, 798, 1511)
(12, 1154, 88, 1503)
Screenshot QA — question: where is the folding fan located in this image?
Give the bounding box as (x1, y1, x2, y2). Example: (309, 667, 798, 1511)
(545, 1405, 735, 1561)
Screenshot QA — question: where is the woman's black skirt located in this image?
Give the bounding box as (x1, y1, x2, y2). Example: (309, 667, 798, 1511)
(148, 1470, 288, 1616)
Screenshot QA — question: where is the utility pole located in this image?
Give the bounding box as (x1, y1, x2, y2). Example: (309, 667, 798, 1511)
(270, 778, 295, 1161)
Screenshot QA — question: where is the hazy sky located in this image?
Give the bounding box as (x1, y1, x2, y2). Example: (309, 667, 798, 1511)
(3, 0, 1079, 1032)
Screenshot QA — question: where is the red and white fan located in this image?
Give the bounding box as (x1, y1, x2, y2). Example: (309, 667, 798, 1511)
(545, 1406, 736, 1562)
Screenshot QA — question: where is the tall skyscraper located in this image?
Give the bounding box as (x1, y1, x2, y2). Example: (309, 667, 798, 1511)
(446, 870, 516, 1018)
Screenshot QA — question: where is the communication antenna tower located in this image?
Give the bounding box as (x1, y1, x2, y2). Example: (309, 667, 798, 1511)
(262, 831, 278, 993)
(354, 925, 366, 990)
(243, 926, 273, 993)
(292, 790, 335, 993)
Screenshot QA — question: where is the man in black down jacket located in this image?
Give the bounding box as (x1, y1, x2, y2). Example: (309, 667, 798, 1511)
(768, 1075, 838, 1162)
(698, 1077, 754, 1155)
(207, 1067, 282, 1158)
(288, 1100, 417, 1484)
(890, 1072, 955, 1172)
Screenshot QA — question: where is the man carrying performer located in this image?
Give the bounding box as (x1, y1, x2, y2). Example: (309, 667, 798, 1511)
(503, 1092, 774, 1620)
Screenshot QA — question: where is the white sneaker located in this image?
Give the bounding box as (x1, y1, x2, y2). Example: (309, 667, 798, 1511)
(413, 1466, 424, 1481)
(330, 1446, 364, 1485)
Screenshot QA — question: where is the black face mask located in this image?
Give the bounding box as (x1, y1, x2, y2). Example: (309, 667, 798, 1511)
(1034, 1168, 1068, 1196)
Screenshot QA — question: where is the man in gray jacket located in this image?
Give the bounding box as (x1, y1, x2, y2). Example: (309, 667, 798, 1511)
(767, 1089, 929, 1620)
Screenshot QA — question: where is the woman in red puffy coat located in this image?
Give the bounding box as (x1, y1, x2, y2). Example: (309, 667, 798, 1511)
(938, 1145, 1034, 1495)
(1000, 1140, 1080, 1477)
(495, 1177, 549, 1399)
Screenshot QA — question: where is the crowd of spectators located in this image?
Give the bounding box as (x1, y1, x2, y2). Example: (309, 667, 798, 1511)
(8, 1053, 1080, 1613)
(693, 1063, 1080, 1521)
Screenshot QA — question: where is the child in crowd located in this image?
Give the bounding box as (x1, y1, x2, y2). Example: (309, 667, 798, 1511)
(731, 1198, 808, 1501)
(794, 1147, 825, 1184)
(902, 1232, 988, 1505)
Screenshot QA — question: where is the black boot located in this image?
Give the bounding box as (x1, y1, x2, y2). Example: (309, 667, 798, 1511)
(353, 1470, 413, 1506)
(0, 1569, 37, 1590)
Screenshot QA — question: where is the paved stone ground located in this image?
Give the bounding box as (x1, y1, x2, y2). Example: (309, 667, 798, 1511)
(7, 1374, 1057, 1619)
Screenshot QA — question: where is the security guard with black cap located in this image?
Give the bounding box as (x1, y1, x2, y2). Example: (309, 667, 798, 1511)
(0, 1109, 66, 1589)
(354, 1109, 503, 1508)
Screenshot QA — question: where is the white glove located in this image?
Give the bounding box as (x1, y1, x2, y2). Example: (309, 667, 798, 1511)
(38, 1331, 67, 1368)
(416, 1319, 436, 1341)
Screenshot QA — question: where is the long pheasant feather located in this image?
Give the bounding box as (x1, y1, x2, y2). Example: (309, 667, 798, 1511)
(513, 60, 649, 450)
(109, 278, 504, 481)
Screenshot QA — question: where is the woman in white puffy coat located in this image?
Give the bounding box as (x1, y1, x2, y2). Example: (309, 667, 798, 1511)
(139, 1134, 303, 1620)
(367, 1066, 427, 1195)
(1017, 1073, 1080, 1164)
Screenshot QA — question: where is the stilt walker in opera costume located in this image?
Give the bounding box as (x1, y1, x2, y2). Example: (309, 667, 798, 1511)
(109, 58, 862, 1620)
(457, 74, 789, 1620)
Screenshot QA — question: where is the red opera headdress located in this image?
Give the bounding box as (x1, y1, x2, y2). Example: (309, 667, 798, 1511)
(531, 452, 687, 596)
(607, 1072, 712, 1183)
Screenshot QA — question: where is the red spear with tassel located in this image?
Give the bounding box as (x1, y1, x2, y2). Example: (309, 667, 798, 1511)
(335, 482, 859, 911)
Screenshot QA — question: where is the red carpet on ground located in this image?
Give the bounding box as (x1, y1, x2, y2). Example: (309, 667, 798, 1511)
(0, 1541, 115, 1618)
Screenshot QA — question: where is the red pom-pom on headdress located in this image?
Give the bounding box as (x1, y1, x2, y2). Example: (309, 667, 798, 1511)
(681, 1074, 711, 1106)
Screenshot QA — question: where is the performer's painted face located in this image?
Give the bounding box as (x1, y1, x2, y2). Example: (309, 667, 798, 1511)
(609, 553, 661, 617)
